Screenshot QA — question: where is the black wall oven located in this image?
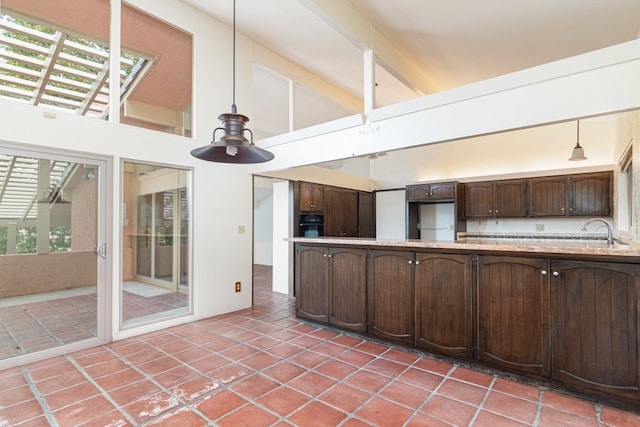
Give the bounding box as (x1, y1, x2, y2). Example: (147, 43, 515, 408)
(299, 214, 324, 237)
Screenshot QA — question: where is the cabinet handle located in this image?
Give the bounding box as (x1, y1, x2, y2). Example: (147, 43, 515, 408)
(495, 209, 499, 214)
(541, 270, 547, 275)
(327, 254, 332, 258)
(323, 254, 327, 257)
(488, 209, 492, 213)
(561, 207, 565, 212)
(415, 260, 420, 265)
(552, 271, 559, 277)
(408, 260, 413, 264)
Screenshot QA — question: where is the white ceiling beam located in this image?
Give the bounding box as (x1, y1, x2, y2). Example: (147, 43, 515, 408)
(298, 0, 440, 95)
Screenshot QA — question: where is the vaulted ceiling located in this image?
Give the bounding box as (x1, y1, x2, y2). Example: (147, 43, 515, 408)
(183, 0, 640, 137)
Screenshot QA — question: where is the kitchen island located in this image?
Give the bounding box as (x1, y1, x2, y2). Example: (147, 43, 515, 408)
(290, 235, 640, 406)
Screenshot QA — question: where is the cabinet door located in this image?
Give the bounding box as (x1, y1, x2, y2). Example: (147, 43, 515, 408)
(299, 182, 324, 212)
(568, 172, 611, 216)
(329, 248, 367, 332)
(357, 192, 374, 238)
(295, 245, 328, 322)
(429, 183, 456, 200)
(368, 250, 415, 344)
(415, 253, 473, 358)
(551, 260, 640, 402)
(406, 184, 431, 202)
(529, 177, 566, 216)
(464, 182, 493, 218)
(478, 256, 551, 377)
(494, 179, 528, 217)
(323, 186, 343, 237)
(341, 189, 359, 237)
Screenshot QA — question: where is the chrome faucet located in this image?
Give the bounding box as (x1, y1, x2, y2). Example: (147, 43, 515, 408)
(581, 218, 614, 245)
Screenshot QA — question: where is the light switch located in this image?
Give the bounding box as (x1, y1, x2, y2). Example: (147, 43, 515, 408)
(238, 225, 245, 234)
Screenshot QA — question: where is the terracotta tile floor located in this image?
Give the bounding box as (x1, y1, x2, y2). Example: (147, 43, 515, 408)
(1, 266, 640, 426)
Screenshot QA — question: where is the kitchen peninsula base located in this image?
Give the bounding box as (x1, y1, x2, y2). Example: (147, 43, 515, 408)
(291, 237, 640, 408)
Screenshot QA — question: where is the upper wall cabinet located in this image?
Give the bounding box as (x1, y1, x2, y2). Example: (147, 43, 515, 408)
(567, 172, 611, 216)
(464, 171, 612, 219)
(464, 179, 528, 218)
(529, 176, 567, 216)
(406, 182, 456, 202)
(529, 172, 612, 217)
(299, 182, 324, 212)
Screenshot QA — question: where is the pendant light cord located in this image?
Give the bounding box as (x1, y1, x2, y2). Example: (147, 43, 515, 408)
(231, 0, 237, 114)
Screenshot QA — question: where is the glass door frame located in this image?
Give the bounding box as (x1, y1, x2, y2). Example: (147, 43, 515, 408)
(119, 159, 193, 330)
(0, 141, 112, 370)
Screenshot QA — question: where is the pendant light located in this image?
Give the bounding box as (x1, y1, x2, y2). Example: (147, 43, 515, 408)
(568, 120, 587, 161)
(191, 0, 274, 163)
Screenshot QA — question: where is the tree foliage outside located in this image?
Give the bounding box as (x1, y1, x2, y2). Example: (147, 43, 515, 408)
(0, 226, 71, 254)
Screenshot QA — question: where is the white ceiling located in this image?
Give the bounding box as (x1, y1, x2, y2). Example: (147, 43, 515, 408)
(181, 0, 640, 104)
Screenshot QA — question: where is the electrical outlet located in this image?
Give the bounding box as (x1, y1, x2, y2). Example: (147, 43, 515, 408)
(235, 281, 241, 292)
(535, 224, 545, 232)
(238, 225, 245, 234)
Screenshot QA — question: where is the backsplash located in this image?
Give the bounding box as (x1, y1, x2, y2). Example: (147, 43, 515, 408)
(465, 217, 615, 235)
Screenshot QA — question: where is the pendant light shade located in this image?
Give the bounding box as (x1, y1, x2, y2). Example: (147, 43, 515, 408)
(568, 120, 587, 161)
(190, 0, 274, 164)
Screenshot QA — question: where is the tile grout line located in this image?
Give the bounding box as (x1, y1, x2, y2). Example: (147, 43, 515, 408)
(19, 366, 58, 427)
(98, 342, 218, 425)
(532, 387, 545, 426)
(65, 353, 139, 426)
(467, 375, 497, 426)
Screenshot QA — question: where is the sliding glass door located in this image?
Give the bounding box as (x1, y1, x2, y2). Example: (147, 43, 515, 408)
(0, 145, 108, 368)
(121, 161, 191, 327)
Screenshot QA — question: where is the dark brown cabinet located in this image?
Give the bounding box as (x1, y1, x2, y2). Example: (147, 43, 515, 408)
(368, 250, 415, 344)
(324, 187, 358, 237)
(415, 253, 474, 358)
(329, 247, 367, 332)
(529, 176, 567, 216)
(464, 179, 527, 218)
(406, 182, 456, 202)
(295, 245, 329, 322)
(477, 256, 551, 377)
(294, 241, 640, 406)
(567, 172, 611, 216)
(295, 245, 367, 332)
(299, 182, 324, 212)
(550, 260, 640, 402)
(529, 171, 612, 217)
(357, 191, 375, 238)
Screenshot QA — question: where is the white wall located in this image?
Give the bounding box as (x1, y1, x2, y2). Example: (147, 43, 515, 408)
(372, 119, 615, 190)
(253, 192, 273, 266)
(465, 217, 614, 235)
(0, 0, 259, 341)
(272, 181, 291, 294)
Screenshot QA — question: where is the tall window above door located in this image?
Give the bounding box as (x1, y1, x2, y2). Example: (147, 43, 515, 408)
(0, 0, 193, 136)
(120, 3, 193, 137)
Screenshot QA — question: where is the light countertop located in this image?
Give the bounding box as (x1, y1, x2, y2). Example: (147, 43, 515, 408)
(287, 236, 640, 259)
